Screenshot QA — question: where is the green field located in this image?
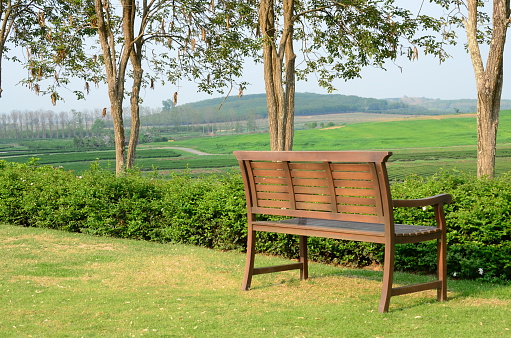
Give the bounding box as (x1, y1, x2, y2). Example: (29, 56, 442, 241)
(1, 112, 511, 178)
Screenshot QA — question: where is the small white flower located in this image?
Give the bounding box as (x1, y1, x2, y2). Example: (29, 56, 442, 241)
(422, 206, 427, 211)
(30, 183, 34, 186)
(77, 176, 83, 179)
(452, 272, 457, 277)
(478, 268, 484, 275)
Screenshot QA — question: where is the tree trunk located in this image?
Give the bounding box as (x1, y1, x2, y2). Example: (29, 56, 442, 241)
(127, 54, 142, 168)
(94, 0, 133, 174)
(283, 0, 295, 151)
(110, 100, 126, 171)
(259, 0, 296, 151)
(465, 0, 509, 178)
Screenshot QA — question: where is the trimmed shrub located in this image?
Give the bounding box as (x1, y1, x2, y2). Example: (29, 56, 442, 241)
(392, 171, 511, 283)
(0, 160, 510, 283)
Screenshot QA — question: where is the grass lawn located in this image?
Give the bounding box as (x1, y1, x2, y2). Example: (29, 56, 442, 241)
(1, 224, 510, 337)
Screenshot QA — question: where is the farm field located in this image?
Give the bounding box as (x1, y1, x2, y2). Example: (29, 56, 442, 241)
(1, 111, 511, 179)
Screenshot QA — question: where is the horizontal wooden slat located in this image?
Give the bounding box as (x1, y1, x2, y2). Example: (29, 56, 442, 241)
(332, 171, 373, 180)
(290, 170, 328, 179)
(334, 180, 374, 189)
(251, 206, 382, 223)
(335, 187, 377, 197)
(296, 202, 333, 211)
(252, 169, 285, 177)
(254, 177, 287, 185)
(330, 163, 371, 172)
(255, 184, 290, 193)
(257, 199, 291, 209)
(337, 204, 378, 215)
(292, 178, 329, 187)
(336, 196, 376, 206)
(295, 194, 332, 203)
(251, 161, 284, 169)
(235, 151, 392, 163)
(256, 192, 291, 200)
(289, 162, 326, 170)
(294, 186, 330, 195)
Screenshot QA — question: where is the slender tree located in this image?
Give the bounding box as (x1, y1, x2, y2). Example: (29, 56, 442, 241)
(430, 0, 510, 178)
(18, 0, 256, 173)
(257, 1, 449, 151)
(465, 0, 509, 178)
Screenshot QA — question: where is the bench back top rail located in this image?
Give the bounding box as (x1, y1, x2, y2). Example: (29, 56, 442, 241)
(234, 151, 394, 224)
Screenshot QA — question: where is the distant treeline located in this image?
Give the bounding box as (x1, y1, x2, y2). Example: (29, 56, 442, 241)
(4, 93, 509, 140)
(142, 92, 457, 129)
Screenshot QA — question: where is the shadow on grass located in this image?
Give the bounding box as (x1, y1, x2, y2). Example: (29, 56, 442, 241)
(246, 257, 511, 310)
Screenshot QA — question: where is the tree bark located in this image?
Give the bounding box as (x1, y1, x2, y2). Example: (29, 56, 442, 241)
(283, 0, 295, 150)
(94, 0, 134, 174)
(465, 0, 509, 178)
(127, 53, 142, 168)
(126, 0, 146, 169)
(259, 0, 296, 151)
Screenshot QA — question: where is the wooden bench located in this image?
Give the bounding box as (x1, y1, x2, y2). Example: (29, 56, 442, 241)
(234, 150, 452, 312)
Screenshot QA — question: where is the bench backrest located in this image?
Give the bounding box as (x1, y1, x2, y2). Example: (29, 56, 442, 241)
(234, 151, 394, 224)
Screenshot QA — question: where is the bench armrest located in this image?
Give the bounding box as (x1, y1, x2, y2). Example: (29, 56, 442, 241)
(393, 194, 452, 208)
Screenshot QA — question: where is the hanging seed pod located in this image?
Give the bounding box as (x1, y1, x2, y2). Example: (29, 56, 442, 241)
(411, 46, 418, 61)
(102, 108, 107, 117)
(207, 74, 210, 85)
(51, 93, 57, 106)
(201, 27, 206, 41)
(57, 49, 66, 62)
(238, 86, 243, 99)
(161, 19, 165, 34)
(210, 0, 214, 11)
(38, 11, 45, 26)
(173, 92, 178, 106)
(85, 82, 90, 94)
(191, 38, 196, 51)
(54, 71, 60, 85)
(34, 84, 40, 95)
(150, 78, 154, 89)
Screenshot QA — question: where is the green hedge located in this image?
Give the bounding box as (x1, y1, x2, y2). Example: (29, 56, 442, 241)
(0, 159, 510, 283)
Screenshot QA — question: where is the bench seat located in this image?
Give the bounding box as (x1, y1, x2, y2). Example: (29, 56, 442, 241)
(253, 218, 442, 243)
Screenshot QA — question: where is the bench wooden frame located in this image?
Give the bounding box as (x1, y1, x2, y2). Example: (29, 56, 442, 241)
(234, 150, 452, 312)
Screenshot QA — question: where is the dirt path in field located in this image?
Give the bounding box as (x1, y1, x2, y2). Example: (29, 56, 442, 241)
(156, 147, 217, 156)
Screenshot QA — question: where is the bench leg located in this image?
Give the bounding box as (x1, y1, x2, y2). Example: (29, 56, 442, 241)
(437, 235, 447, 302)
(379, 243, 395, 313)
(242, 229, 256, 291)
(299, 236, 308, 280)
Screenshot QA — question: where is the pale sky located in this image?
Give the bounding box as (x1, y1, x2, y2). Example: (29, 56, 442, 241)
(0, 1, 508, 115)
